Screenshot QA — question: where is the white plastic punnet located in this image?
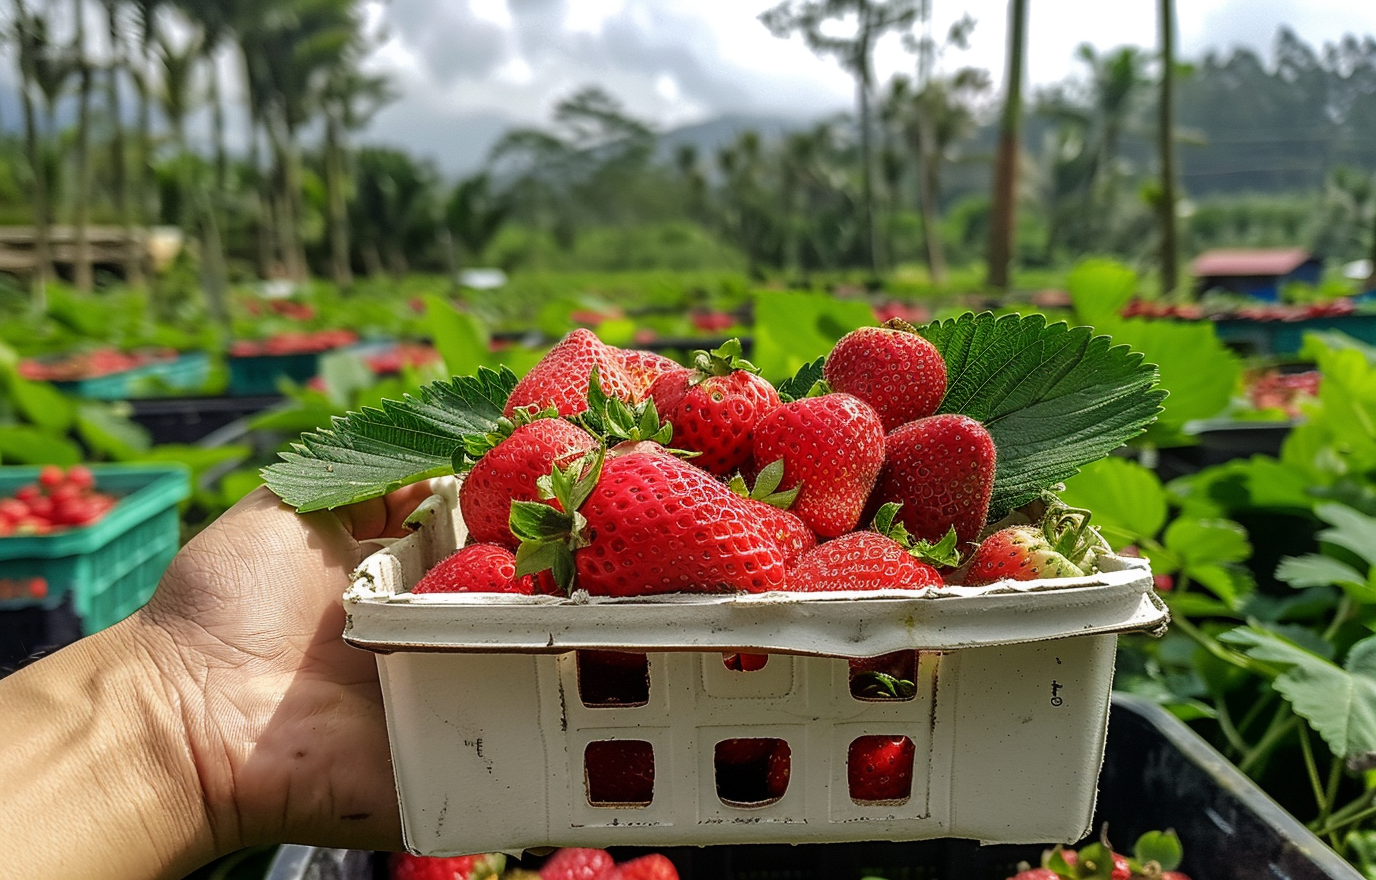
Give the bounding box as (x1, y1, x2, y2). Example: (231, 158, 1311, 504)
(346, 477, 1168, 856)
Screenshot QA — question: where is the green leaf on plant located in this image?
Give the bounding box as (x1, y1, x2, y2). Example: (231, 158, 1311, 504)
(919, 312, 1166, 518)
(0, 425, 82, 465)
(1221, 627, 1376, 770)
(1163, 518, 1250, 569)
(753, 292, 875, 383)
(1276, 554, 1376, 602)
(1313, 503, 1376, 570)
(261, 366, 517, 511)
(1059, 456, 1168, 547)
(1133, 829, 1183, 872)
(425, 294, 491, 377)
(1067, 258, 1138, 325)
(75, 401, 152, 460)
(7, 375, 75, 433)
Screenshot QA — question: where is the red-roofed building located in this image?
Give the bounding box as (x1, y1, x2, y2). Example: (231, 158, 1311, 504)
(1190, 247, 1322, 301)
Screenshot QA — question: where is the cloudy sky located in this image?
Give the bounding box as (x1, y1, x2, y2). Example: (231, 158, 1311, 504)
(357, 0, 1376, 176)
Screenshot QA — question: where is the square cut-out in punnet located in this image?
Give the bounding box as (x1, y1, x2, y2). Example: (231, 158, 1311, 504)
(847, 735, 915, 804)
(721, 651, 769, 672)
(584, 739, 655, 806)
(848, 651, 918, 701)
(713, 737, 790, 806)
(576, 650, 650, 707)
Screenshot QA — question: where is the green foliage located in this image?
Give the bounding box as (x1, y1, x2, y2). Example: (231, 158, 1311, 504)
(752, 291, 875, 382)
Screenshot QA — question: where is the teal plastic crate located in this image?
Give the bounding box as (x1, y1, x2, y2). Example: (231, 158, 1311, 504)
(0, 465, 190, 634)
(52, 352, 211, 400)
(227, 351, 324, 395)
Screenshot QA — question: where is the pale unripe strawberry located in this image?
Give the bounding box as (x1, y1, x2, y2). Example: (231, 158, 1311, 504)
(504, 329, 636, 417)
(750, 393, 886, 538)
(961, 525, 1085, 586)
(823, 320, 947, 431)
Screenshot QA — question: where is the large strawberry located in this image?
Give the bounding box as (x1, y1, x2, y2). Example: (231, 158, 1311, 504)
(389, 852, 505, 880)
(413, 543, 557, 595)
(511, 446, 787, 596)
(616, 347, 686, 402)
(647, 339, 780, 476)
(847, 735, 915, 802)
(504, 329, 636, 418)
(869, 413, 995, 548)
(787, 503, 956, 592)
(823, 319, 947, 431)
(750, 392, 885, 538)
(714, 738, 790, 804)
(459, 413, 597, 547)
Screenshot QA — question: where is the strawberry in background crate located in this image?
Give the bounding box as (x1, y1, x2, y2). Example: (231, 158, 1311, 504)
(0, 466, 117, 537)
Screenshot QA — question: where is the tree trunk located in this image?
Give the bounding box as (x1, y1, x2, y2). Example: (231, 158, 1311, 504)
(18, 66, 52, 309)
(285, 128, 309, 281)
(1158, 0, 1181, 297)
(916, 118, 947, 284)
(72, 0, 94, 291)
(105, 0, 144, 287)
(324, 112, 353, 288)
(987, 0, 1027, 293)
(857, 51, 878, 277)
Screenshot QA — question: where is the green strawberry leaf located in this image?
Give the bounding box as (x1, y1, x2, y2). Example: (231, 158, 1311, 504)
(1221, 627, 1376, 770)
(1133, 829, 1183, 872)
(776, 356, 827, 403)
(920, 312, 1165, 519)
(850, 671, 917, 699)
(262, 366, 518, 512)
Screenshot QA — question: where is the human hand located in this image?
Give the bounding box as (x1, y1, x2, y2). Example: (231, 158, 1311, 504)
(0, 482, 432, 880)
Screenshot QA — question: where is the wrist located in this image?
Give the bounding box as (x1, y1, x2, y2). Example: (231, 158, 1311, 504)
(0, 615, 220, 880)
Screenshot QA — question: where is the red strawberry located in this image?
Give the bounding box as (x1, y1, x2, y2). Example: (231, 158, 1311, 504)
(584, 740, 656, 804)
(605, 854, 680, 880)
(788, 503, 955, 592)
(577, 650, 650, 706)
(648, 339, 780, 476)
(413, 543, 546, 594)
(617, 347, 686, 401)
(960, 526, 1083, 585)
(511, 447, 787, 596)
(459, 415, 596, 547)
(539, 848, 615, 880)
(789, 532, 944, 592)
(389, 852, 505, 880)
(870, 413, 995, 547)
(505, 329, 636, 418)
(726, 462, 816, 568)
(721, 651, 770, 671)
(765, 739, 791, 798)
(750, 393, 885, 538)
(847, 735, 915, 801)
(823, 319, 947, 431)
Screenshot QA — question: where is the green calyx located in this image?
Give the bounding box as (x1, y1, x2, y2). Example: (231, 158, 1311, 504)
(574, 365, 674, 445)
(1038, 501, 1100, 573)
(850, 671, 917, 700)
(871, 502, 963, 569)
(509, 446, 606, 591)
(726, 458, 801, 510)
(690, 337, 760, 383)
(454, 405, 561, 471)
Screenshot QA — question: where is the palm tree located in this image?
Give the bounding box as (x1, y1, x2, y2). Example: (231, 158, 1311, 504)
(444, 173, 509, 272)
(886, 66, 990, 284)
(760, 0, 921, 277)
(987, 0, 1027, 292)
(102, 0, 145, 286)
(321, 65, 394, 287)
(71, 0, 95, 291)
(11, 0, 57, 306)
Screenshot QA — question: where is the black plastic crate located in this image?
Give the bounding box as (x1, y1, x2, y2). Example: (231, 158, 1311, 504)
(127, 394, 283, 446)
(265, 694, 1361, 880)
(0, 597, 82, 676)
